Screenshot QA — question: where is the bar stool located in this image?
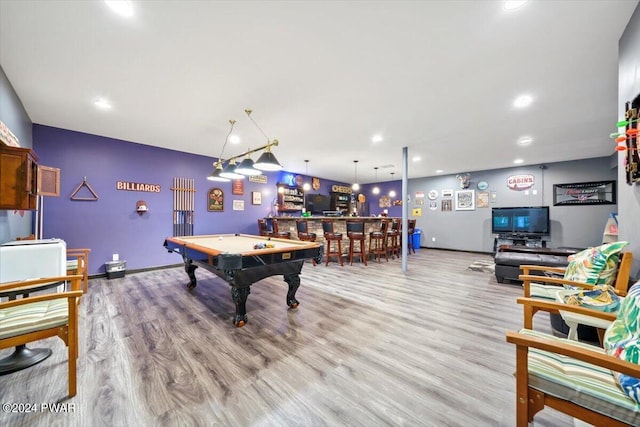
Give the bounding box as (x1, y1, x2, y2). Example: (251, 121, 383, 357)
(296, 219, 317, 266)
(257, 219, 273, 237)
(296, 219, 317, 242)
(271, 218, 291, 239)
(387, 219, 400, 259)
(321, 220, 343, 266)
(368, 219, 389, 263)
(407, 219, 416, 254)
(346, 220, 367, 266)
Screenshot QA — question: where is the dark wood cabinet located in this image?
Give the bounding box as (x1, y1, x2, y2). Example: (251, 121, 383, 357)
(0, 145, 39, 210)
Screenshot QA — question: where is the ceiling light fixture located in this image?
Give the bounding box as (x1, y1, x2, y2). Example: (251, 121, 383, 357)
(303, 160, 311, 191)
(207, 120, 236, 182)
(513, 94, 533, 108)
(372, 134, 383, 143)
(412, 155, 421, 162)
(503, 0, 528, 11)
(246, 109, 283, 171)
(436, 169, 444, 174)
(219, 159, 245, 180)
(93, 98, 112, 110)
(352, 160, 360, 191)
(104, 0, 134, 18)
(235, 155, 261, 176)
(372, 167, 380, 195)
(207, 109, 283, 181)
(502, 0, 527, 10)
(514, 158, 524, 164)
(517, 136, 534, 146)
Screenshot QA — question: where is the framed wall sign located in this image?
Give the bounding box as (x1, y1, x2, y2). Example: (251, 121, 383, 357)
(232, 179, 244, 195)
(553, 180, 616, 206)
(208, 188, 224, 212)
(455, 189, 475, 210)
(233, 200, 245, 211)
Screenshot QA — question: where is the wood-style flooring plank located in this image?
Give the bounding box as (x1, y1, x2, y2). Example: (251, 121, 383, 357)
(0, 249, 572, 426)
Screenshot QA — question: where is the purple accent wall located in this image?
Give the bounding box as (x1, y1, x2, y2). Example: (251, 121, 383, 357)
(33, 125, 348, 274)
(361, 182, 403, 218)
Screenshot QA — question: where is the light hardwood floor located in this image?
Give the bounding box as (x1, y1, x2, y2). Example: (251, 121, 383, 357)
(0, 249, 572, 427)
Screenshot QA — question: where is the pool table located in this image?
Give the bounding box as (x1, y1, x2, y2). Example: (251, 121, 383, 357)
(163, 234, 323, 327)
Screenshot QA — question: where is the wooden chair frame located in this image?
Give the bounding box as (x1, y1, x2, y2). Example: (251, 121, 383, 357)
(506, 297, 640, 426)
(0, 275, 83, 397)
(519, 252, 633, 332)
(66, 248, 91, 293)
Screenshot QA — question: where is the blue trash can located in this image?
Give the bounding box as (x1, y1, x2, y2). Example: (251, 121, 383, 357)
(412, 228, 421, 250)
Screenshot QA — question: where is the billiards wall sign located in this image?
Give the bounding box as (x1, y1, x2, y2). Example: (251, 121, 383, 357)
(208, 188, 224, 212)
(116, 180, 161, 192)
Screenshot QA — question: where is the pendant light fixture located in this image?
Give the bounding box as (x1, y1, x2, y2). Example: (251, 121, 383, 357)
(352, 160, 360, 191)
(220, 159, 245, 180)
(207, 120, 236, 182)
(389, 172, 396, 198)
(246, 109, 283, 171)
(207, 109, 283, 181)
(372, 167, 380, 195)
(235, 153, 262, 176)
(303, 160, 311, 191)
(207, 161, 230, 182)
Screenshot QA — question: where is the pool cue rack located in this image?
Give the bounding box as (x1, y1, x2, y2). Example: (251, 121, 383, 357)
(171, 177, 195, 236)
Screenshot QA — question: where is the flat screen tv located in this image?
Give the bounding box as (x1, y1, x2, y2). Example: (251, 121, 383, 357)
(305, 194, 331, 214)
(491, 206, 550, 236)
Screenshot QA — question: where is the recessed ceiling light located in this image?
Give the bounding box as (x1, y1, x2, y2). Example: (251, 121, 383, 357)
(436, 169, 444, 174)
(503, 1, 528, 11)
(517, 136, 534, 146)
(412, 155, 421, 162)
(514, 158, 524, 164)
(105, 0, 134, 18)
(372, 134, 383, 143)
(93, 98, 112, 110)
(513, 94, 533, 108)
(229, 134, 240, 144)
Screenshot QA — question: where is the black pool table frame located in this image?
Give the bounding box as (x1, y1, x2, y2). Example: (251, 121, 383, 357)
(164, 235, 323, 327)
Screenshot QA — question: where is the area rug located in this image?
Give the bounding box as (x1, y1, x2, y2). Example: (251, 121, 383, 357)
(468, 260, 495, 273)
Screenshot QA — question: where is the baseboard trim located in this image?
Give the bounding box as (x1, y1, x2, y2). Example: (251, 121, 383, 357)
(89, 263, 184, 279)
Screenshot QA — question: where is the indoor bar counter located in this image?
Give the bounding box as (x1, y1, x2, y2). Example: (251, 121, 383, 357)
(266, 216, 400, 253)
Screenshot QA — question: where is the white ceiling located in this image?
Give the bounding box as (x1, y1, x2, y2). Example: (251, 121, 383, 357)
(1, 0, 637, 184)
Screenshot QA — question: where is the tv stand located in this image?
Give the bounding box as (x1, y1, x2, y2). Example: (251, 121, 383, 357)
(493, 235, 546, 254)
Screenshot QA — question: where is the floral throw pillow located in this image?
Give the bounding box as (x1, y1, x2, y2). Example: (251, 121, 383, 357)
(603, 281, 640, 404)
(563, 241, 629, 286)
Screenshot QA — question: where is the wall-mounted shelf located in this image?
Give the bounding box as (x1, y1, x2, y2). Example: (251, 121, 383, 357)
(277, 183, 304, 212)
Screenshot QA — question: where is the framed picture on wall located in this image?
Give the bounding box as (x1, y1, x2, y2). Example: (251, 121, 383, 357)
(233, 200, 244, 211)
(252, 191, 262, 205)
(455, 189, 475, 211)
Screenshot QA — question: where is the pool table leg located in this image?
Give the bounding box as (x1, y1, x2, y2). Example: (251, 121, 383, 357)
(284, 273, 301, 309)
(231, 286, 251, 327)
(184, 259, 198, 289)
